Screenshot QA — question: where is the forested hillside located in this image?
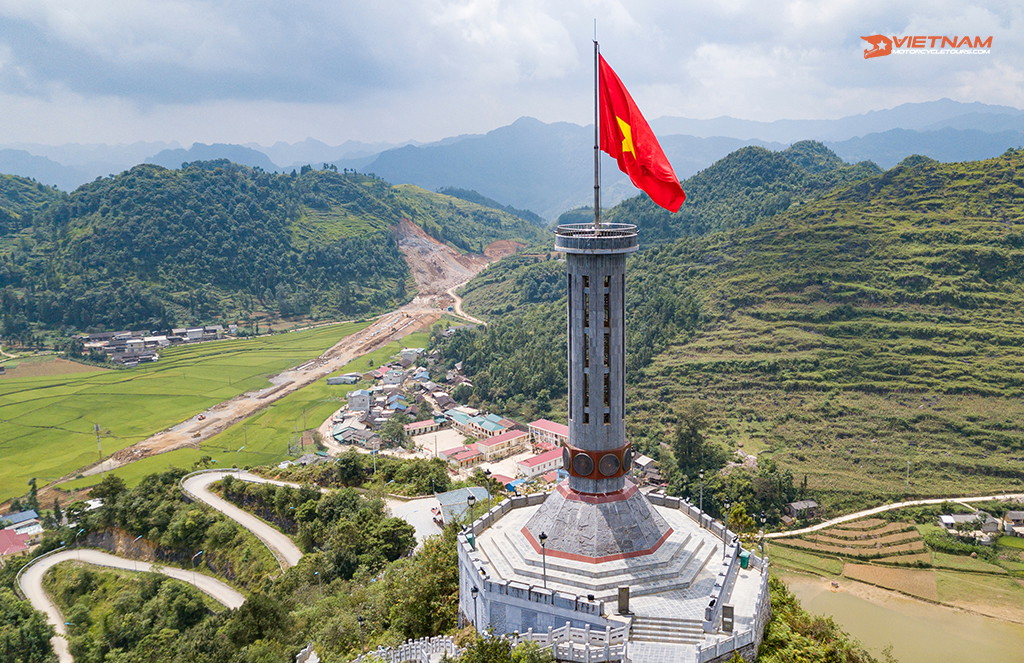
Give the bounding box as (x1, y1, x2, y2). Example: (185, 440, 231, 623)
(436, 147, 1024, 511)
(604, 141, 881, 243)
(0, 174, 64, 237)
(0, 162, 540, 337)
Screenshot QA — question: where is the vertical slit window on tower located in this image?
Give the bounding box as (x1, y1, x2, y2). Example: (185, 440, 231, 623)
(604, 275, 610, 289)
(583, 275, 590, 289)
(604, 373, 611, 424)
(603, 333, 610, 367)
(583, 370, 590, 424)
(604, 292, 610, 328)
(584, 334, 590, 367)
(584, 293, 590, 328)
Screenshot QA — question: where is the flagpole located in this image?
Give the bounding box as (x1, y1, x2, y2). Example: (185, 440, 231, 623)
(593, 38, 601, 229)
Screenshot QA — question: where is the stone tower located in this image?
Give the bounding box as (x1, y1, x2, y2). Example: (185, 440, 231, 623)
(521, 223, 672, 562)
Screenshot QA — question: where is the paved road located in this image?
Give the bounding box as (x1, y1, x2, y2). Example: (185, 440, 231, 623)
(19, 549, 245, 663)
(766, 491, 1024, 538)
(181, 470, 305, 569)
(187, 468, 441, 548)
(384, 496, 443, 546)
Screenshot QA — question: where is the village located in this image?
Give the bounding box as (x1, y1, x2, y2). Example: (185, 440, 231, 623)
(284, 344, 664, 501)
(76, 324, 236, 365)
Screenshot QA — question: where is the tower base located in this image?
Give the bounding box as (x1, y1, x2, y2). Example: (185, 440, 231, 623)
(521, 479, 672, 563)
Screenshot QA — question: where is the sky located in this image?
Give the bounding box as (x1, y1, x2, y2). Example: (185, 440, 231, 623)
(0, 0, 1021, 147)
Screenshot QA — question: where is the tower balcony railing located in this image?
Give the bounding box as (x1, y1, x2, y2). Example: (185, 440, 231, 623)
(555, 223, 638, 238)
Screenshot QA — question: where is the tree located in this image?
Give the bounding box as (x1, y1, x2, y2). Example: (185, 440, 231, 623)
(26, 478, 39, 512)
(670, 401, 714, 478)
(380, 414, 411, 447)
(89, 474, 127, 502)
(52, 498, 63, 527)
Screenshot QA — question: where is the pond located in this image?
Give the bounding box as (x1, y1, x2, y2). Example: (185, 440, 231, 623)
(782, 573, 1024, 663)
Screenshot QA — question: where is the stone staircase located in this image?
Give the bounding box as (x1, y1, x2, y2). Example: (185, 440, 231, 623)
(629, 615, 707, 645)
(475, 514, 723, 601)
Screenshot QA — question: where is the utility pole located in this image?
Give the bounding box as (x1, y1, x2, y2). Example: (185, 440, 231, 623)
(95, 424, 104, 475)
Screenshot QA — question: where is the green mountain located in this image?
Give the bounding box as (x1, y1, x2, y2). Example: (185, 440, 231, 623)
(604, 141, 881, 242)
(0, 174, 64, 236)
(0, 161, 542, 335)
(437, 147, 1024, 510)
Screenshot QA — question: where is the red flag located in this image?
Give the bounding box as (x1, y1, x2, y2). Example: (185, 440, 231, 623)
(599, 55, 686, 212)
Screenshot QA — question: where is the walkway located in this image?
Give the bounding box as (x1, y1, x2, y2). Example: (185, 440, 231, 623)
(18, 549, 244, 663)
(766, 491, 1024, 538)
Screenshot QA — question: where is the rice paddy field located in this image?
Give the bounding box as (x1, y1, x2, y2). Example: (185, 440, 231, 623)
(0, 321, 369, 502)
(59, 330, 432, 491)
(769, 511, 1024, 623)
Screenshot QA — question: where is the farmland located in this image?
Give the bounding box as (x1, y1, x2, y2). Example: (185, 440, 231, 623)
(769, 508, 1024, 623)
(0, 321, 369, 502)
(60, 330, 432, 490)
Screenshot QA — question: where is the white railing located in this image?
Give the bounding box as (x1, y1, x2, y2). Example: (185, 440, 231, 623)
(352, 636, 460, 663)
(352, 624, 630, 663)
(512, 622, 629, 662)
(695, 562, 772, 663)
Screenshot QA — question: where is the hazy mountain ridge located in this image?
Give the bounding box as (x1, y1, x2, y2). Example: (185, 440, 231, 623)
(2, 100, 1023, 221)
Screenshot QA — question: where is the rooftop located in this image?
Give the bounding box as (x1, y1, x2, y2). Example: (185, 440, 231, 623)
(477, 429, 529, 447)
(519, 448, 563, 467)
(529, 419, 569, 436)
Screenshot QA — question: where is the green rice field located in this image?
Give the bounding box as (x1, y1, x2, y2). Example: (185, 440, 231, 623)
(60, 330, 432, 490)
(0, 322, 370, 502)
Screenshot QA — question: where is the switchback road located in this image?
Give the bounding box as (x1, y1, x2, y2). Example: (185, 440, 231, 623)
(18, 548, 244, 663)
(181, 470, 305, 569)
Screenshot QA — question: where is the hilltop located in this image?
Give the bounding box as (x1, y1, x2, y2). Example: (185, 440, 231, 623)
(0, 162, 544, 336)
(437, 146, 1024, 510)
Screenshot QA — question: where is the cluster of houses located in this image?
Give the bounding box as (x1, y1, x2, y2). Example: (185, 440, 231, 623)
(0, 508, 43, 562)
(322, 349, 663, 493)
(939, 509, 1024, 540)
(80, 324, 235, 365)
(329, 348, 430, 450)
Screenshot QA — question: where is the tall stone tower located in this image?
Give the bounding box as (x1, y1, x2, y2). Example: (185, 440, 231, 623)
(521, 223, 672, 561)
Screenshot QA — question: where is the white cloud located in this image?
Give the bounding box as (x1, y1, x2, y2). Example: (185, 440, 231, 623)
(0, 0, 1020, 144)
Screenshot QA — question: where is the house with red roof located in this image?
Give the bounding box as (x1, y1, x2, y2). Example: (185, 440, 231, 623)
(516, 448, 564, 478)
(0, 529, 31, 558)
(475, 429, 529, 462)
(528, 419, 569, 449)
(442, 444, 483, 469)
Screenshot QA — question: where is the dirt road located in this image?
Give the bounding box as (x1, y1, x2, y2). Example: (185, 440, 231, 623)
(766, 491, 1024, 538)
(47, 220, 509, 493)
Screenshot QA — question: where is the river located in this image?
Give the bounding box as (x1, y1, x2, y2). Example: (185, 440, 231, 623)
(782, 573, 1024, 663)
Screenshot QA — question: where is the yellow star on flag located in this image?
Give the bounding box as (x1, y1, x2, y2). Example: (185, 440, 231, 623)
(616, 116, 634, 157)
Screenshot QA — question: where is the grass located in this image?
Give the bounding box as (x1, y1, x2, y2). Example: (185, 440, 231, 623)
(765, 541, 844, 576)
(61, 330, 432, 490)
(935, 570, 1024, 618)
(999, 536, 1024, 550)
(0, 321, 370, 501)
(931, 552, 1006, 573)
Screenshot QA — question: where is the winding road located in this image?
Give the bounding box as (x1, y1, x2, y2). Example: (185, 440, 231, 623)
(765, 491, 1024, 538)
(181, 470, 305, 570)
(18, 549, 245, 663)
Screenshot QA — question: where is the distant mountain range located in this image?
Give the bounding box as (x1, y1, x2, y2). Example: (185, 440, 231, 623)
(2, 99, 1022, 219)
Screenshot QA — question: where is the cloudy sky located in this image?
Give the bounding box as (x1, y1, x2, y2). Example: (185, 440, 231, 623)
(0, 0, 1021, 146)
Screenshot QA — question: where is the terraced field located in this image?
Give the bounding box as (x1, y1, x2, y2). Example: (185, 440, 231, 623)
(776, 519, 926, 561)
(770, 514, 1024, 622)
